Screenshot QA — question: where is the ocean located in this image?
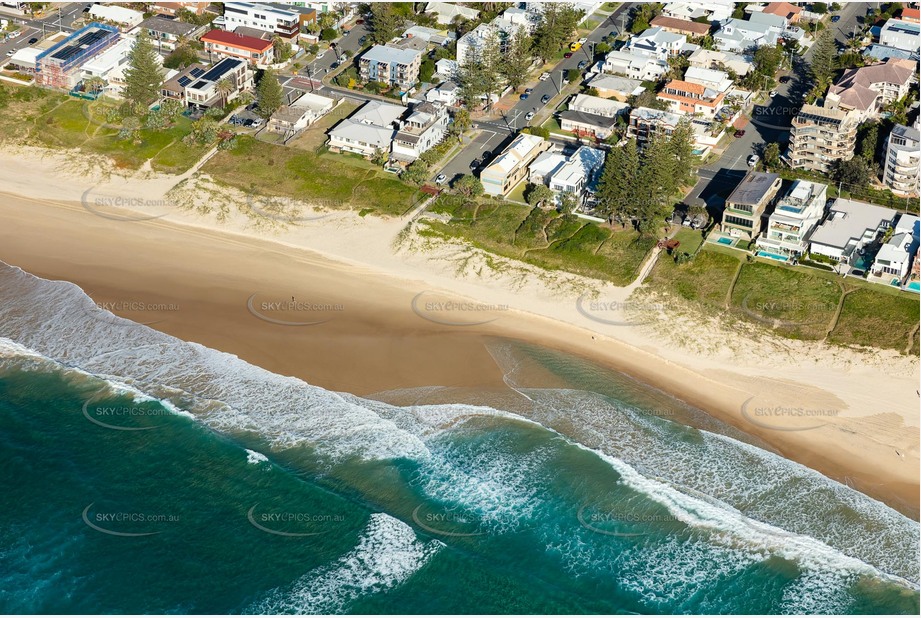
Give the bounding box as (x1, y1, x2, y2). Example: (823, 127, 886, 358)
(0, 261, 918, 614)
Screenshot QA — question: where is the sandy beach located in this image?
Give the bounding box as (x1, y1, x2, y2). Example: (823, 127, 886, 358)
(0, 144, 918, 514)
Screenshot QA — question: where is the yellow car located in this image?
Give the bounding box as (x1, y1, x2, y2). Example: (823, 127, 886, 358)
(569, 41, 582, 51)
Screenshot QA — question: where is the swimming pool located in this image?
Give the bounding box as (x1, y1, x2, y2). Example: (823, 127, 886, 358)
(717, 237, 734, 246)
(907, 281, 920, 293)
(757, 251, 788, 262)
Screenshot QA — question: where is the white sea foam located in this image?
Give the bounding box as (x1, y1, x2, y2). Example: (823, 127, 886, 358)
(249, 513, 443, 614)
(245, 449, 268, 465)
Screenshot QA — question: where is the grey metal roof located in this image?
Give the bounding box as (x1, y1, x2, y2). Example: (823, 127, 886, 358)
(727, 171, 780, 206)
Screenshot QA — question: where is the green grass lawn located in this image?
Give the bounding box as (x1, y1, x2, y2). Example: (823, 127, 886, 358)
(671, 227, 705, 255)
(829, 288, 920, 353)
(647, 247, 742, 307)
(729, 261, 841, 340)
(0, 85, 210, 172)
(203, 135, 421, 216)
(425, 198, 654, 285)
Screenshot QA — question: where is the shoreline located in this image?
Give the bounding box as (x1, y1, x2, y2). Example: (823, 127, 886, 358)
(0, 145, 917, 515)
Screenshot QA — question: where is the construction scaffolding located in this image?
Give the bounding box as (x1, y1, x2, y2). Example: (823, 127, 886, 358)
(35, 22, 119, 89)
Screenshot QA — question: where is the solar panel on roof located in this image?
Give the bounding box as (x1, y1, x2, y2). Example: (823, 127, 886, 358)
(177, 76, 192, 87)
(201, 59, 238, 83)
(190, 67, 205, 78)
(190, 79, 208, 89)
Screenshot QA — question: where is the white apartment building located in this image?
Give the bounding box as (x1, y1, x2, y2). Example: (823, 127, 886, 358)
(220, 1, 300, 39)
(756, 180, 828, 259)
(810, 198, 898, 264)
(883, 123, 920, 197)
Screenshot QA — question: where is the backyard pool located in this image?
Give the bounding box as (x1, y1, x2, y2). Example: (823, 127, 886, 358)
(717, 237, 734, 246)
(757, 251, 788, 262)
(907, 281, 921, 293)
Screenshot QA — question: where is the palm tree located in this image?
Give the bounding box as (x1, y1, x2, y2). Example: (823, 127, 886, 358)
(216, 77, 235, 109)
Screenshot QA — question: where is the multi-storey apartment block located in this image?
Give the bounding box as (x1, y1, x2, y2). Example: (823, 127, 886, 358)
(883, 123, 920, 197)
(359, 44, 423, 90)
(756, 180, 828, 260)
(721, 171, 783, 240)
(789, 102, 859, 174)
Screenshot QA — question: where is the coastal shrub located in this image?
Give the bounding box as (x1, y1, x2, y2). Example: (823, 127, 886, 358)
(830, 288, 919, 352)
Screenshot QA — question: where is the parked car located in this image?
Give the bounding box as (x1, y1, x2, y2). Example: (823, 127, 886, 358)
(252, 118, 263, 128)
(747, 154, 759, 167)
(577, 60, 588, 70)
(435, 174, 447, 184)
(569, 41, 582, 51)
(769, 89, 777, 97)
(5, 50, 13, 57)
(520, 92, 529, 100)
(316, 50, 326, 59)
(330, 61, 340, 70)
(734, 129, 745, 138)
(564, 51, 574, 58)
(831, 15, 841, 22)
(482, 151, 491, 159)
(525, 111, 535, 121)
(28, 37, 37, 44)
(539, 72, 550, 81)
(779, 75, 791, 84)
(358, 36, 367, 45)
(470, 158, 480, 169)
(82, 6, 90, 11)
(540, 94, 551, 104)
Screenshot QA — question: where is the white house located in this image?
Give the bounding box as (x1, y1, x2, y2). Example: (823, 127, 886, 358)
(268, 92, 336, 137)
(424, 1, 480, 25)
(809, 198, 897, 265)
(79, 37, 139, 97)
(684, 66, 733, 93)
(219, 1, 301, 39)
(425, 80, 460, 106)
(602, 49, 668, 81)
(568, 93, 630, 118)
(626, 27, 687, 60)
(327, 100, 407, 157)
(391, 101, 450, 163)
(879, 18, 921, 53)
(714, 17, 782, 52)
(662, 0, 734, 23)
(528, 146, 605, 197)
(687, 48, 754, 76)
(88, 4, 144, 29)
(869, 214, 920, 284)
(756, 180, 828, 260)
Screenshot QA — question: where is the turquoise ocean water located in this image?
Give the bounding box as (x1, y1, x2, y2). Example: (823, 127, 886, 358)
(0, 261, 918, 614)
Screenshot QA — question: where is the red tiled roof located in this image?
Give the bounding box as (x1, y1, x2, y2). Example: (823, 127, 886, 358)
(763, 2, 802, 19)
(649, 15, 711, 36)
(201, 29, 272, 53)
(900, 7, 920, 22)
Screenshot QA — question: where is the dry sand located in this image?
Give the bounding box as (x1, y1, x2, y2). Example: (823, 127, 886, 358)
(0, 145, 917, 515)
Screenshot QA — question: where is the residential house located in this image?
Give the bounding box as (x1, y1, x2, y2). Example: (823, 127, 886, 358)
(883, 122, 921, 197)
(809, 198, 897, 264)
(402, 25, 451, 46)
(662, 0, 734, 23)
(161, 63, 208, 101)
(560, 94, 628, 139)
(602, 49, 668, 81)
(480, 133, 551, 196)
(88, 4, 144, 29)
(627, 106, 684, 145)
(148, 2, 212, 17)
(789, 101, 859, 173)
(327, 100, 407, 157)
(879, 18, 921, 53)
(528, 151, 569, 186)
(721, 171, 782, 240)
(181, 57, 252, 108)
(650, 15, 711, 37)
(900, 7, 920, 23)
(863, 43, 919, 62)
(586, 74, 643, 100)
(424, 1, 480, 25)
(761, 2, 802, 24)
(869, 214, 920, 284)
(687, 47, 754, 75)
(391, 102, 450, 163)
(201, 29, 274, 64)
(434, 58, 457, 79)
(657, 79, 726, 118)
(137, 15, 200, 51)
(359, 44, 423, 89)
(267, 3, 317, 31)
(830, 59, 916, 108)
(79, 37, 142, 97)
(425, 80, 460, 106)
(756, 180, 828, 260)
(626, 27, 687, 59)
(714, 16, 782, 52)
(267, 92, 336, 137)
(218, 1, 300, 40)
(547, 146, 606, 196)
(35, 23, 120, 89)
(684, 66, 733, 93)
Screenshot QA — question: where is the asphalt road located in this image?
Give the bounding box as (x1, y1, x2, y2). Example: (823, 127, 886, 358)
(437, 128, 510, 185)
(501, 2, 636, 131)
(301, 21, 369, 80)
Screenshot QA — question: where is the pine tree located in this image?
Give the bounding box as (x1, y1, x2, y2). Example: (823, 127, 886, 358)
(255, 69, 283, 119)
(122, 31, 164, 112)
(809, 29, 837, 86)
(501, 26, 533, 91)
(368, 3, 402, 44)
